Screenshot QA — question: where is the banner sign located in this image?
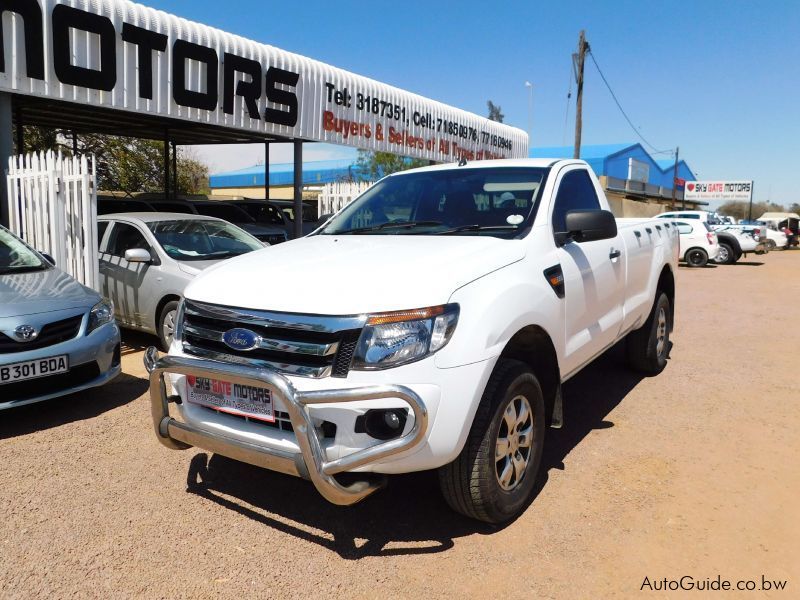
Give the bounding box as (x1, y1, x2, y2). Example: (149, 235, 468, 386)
(684, 181, 753, 201)
(0, 0, 527, 161)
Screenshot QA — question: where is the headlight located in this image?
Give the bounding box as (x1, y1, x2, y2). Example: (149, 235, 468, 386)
(86, 299, 114, 334)
(352, 304, 459, 370)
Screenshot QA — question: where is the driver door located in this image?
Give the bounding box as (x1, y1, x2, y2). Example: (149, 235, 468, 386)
(552, 167, 626, 378)
(99, 222, 156, 328)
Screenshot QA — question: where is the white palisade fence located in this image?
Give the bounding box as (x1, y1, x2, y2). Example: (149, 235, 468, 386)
(6, 151, 99, 290)
(318, 181, 374, 217)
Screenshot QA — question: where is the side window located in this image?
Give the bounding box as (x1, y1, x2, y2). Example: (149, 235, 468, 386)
(552, 169, 601, 234)
(107, 223, 149, 258)
(97, 222, 109, 249)
(675, 222, 693, 235)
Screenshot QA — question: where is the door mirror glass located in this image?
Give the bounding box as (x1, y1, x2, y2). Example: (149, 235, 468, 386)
(564, 209, 618, 243)
(124, 248, 152, 263)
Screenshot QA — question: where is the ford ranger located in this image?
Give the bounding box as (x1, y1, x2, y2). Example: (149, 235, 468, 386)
(145, 159, 678, 523)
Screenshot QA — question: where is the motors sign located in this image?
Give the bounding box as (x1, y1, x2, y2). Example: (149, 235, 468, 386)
(0, 0, 527, 161)
(684, 181, 754, 202)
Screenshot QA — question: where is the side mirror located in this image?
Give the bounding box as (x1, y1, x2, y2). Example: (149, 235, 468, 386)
(124, 248, 152, 263)
(40, 252, 55, 266)
(564, 209, 617, 243)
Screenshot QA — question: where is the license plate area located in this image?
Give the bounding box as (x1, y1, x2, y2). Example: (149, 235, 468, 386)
(185, 375, 275, 423)
(0, 355, 69, 384)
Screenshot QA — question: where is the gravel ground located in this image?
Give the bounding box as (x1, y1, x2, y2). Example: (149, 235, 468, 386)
(1, 252, 798, 598)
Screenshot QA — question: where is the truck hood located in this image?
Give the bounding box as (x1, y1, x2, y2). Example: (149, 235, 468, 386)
(184, 235, 525, 314)
(0, 268, 99, 318)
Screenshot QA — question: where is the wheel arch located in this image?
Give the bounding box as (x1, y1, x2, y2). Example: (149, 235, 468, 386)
(656, 265, 675, 331)
(498, 325, 561, 427)
(155, 294, 182, 327)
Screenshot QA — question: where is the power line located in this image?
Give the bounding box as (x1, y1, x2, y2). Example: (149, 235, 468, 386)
(587, 50, 671, 155)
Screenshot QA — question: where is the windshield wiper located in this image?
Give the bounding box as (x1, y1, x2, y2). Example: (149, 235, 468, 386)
(331, 221, 443, 234)
(435, 224, 519, 235)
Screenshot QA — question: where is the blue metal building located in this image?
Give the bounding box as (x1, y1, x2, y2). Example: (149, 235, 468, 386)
(529, 143, 696, 190)
(210, 158, 362, 191)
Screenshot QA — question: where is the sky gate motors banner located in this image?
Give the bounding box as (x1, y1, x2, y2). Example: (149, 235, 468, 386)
(684, 181, 754, 202)
(0, 0, 527, 162)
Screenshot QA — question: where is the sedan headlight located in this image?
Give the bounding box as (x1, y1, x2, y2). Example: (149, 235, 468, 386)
(87, 299, 114, 334)
(352, 304, 459, 370)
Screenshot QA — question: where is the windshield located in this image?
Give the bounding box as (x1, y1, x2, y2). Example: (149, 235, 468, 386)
(146, 220, 263, 261)
(193, 204, 255, 223)
(0, 227, 48, 274)
(320, 167, 549, 238)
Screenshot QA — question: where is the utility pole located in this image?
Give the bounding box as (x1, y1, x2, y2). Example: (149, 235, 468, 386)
(671, 146, 680, 209)
(573, 30, 589, 159)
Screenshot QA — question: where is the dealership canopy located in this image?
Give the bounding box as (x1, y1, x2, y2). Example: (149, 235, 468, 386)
(0, 0, 527, 159)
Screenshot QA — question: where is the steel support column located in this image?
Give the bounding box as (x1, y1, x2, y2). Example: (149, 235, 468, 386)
(171, 141, 177, 198)
(264, 142, 270, 200)
(163, 131, 170, 200)
(293, 141, 303, 239)
(0, 93, 13, 227)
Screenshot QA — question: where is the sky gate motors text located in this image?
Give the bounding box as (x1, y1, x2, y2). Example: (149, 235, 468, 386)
(0, 0, 300, 125)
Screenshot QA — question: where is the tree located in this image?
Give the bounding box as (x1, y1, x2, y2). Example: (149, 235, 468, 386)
(717, 200, 786, 221)
(487, 100, 504, 123)
(354, 149, 427, 181)
(10, 125, 209, 195)
(789, 203, 800, 215)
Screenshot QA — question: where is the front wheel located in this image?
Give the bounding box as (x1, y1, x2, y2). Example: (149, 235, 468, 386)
(685, 248, 708, 267)
(158, 300, 180, 352)
(438, 359, 546, 524)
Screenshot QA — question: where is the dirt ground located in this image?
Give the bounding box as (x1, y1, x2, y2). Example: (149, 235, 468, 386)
(1, 252, 798, 599)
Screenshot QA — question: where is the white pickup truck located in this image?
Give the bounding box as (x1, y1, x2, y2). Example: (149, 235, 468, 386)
(145, 159, 679, 523)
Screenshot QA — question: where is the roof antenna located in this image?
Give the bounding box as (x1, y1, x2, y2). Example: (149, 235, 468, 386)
(458, 156, 468, 167)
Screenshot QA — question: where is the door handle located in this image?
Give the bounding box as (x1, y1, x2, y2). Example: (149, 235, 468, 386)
(609, 249, 622, 260)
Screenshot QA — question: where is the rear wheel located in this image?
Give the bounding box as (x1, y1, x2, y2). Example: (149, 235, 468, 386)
(626, 292, 672, 375)
(715, 243, 734, 264)
(766, 239, 776, 250)
(685, 248, 708, 267)
(158, 300, 180, 351)
(438, 359, 546, 524)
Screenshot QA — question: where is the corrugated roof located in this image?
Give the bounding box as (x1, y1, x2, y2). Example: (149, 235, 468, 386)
(529, 143, 636, 160)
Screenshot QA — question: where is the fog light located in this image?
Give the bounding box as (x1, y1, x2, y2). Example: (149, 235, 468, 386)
(355, 409, 408, 441)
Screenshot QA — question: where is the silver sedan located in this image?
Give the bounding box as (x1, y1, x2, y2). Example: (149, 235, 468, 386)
(97, 213, 264, 350)
(0, 225, 120, 410)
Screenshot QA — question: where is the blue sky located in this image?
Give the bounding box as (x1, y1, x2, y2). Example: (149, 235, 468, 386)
(149, 0, 799, 206)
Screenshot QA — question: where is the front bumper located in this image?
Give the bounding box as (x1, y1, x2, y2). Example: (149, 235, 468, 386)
(0, 321, 121, 410)
(144, 347, 428, 506)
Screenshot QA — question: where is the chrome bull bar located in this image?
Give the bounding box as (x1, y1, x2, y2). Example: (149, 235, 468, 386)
(143, 347, 428, 506)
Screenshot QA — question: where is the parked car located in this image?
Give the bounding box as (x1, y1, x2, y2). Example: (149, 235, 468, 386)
(145, 158, 679, 524)
(98, 213, 264, 350)
(187, 201, 287, 245)
(1, 225, 120, 410)
(673, 219, 720, 267)
(656, 210, 722, 225)
(256, 199, 323, 236)
(228, 199, 297, 239)
(657, 211, 744, 264)
(714, 225, 769, 255)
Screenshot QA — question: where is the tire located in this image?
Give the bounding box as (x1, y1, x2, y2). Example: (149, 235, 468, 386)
(766, 239, 776, 250)
(157, 300, 180, 352)
(685, 248, 708, 267)
(626, 292, 671, 375)
(438, 359, 546, 524)
(715, 243, 734, 265)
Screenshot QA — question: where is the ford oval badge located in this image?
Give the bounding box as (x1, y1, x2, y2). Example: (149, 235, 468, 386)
(222, 328, 261, 351)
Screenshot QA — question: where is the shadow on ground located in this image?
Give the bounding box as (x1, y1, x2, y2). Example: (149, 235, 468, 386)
(0, 371, 147, 440)
(185, 343, 647, 558)
(121, 329, 159, 357)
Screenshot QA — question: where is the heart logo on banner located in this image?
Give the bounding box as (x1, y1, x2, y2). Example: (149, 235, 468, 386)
(687, 183, 695, 191)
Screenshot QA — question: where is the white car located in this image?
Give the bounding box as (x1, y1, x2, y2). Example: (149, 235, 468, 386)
(673, 220, 720, 266)
(145, 159, 678, 524)
(98, 213, 264, 350)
